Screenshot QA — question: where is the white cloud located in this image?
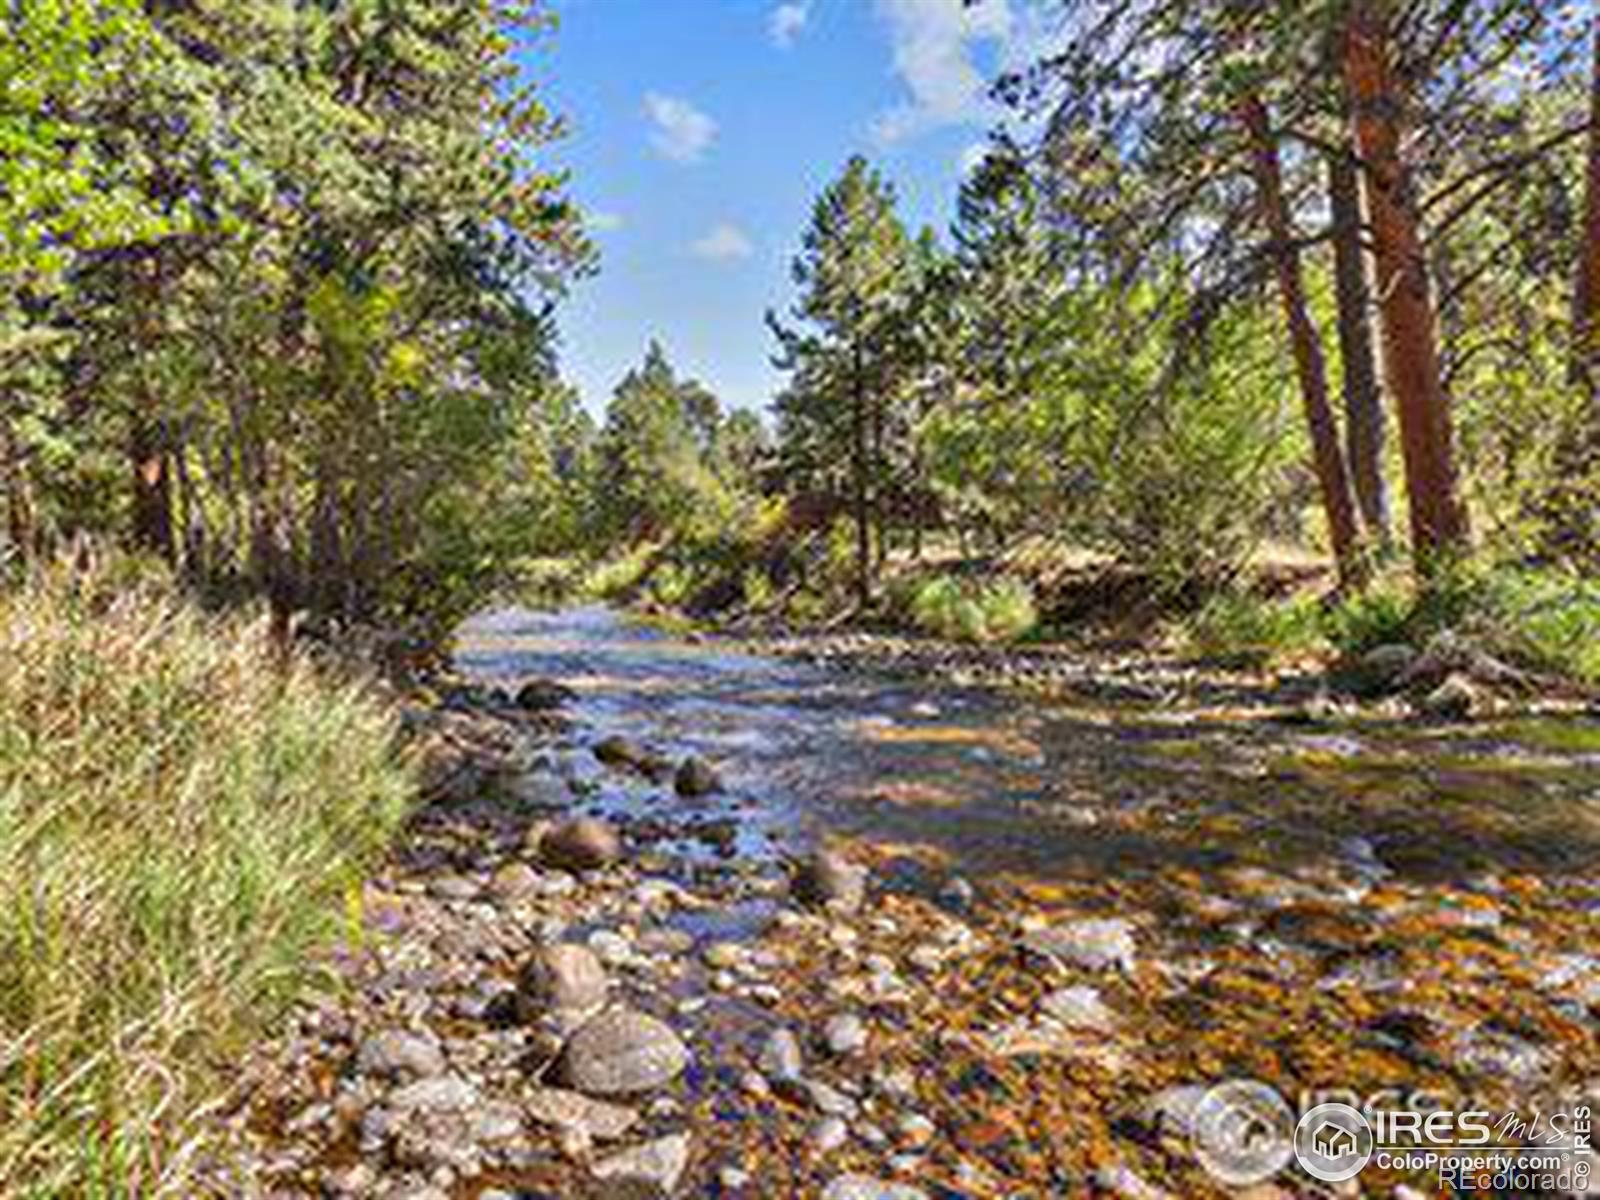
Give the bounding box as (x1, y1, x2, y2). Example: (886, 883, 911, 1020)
(643, 92, 718, 163)
(770, 1, 811, 48)
(690, 222, 755, 262)
(870, 0, 1014, 143)
(585, 210, 623, 233)
(958, 140, 990, 176)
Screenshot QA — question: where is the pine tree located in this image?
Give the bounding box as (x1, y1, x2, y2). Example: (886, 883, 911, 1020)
(772, 156, 915, 606)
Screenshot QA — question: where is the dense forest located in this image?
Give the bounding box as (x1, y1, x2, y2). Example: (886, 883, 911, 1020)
(550, 1, 1598, 668)
(3, 0, 591, 643)
(6, 2, 1599, 654)
(4, 1, 1600, 1194)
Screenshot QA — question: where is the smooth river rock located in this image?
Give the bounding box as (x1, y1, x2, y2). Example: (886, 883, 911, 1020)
(591, 1132, 691, 1194)
(821, 1176, 928, 1200)
(524, 1086, 639, 1142)
(516, 942, 609, 1017)
(1021, 916, 1137, 973)
(540, 817, 621, 872)
(556, 1009, 690, 1096)
(792, 849, 867, 912)
(674, 755, 723, 796)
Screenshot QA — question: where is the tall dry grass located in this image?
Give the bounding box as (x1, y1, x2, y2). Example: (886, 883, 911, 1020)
(0, 555, 412, 1196)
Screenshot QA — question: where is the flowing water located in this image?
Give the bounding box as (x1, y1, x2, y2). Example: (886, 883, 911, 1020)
(456, 605, 1600, 890)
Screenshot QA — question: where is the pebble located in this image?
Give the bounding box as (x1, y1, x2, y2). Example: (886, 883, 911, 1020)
(355, 1030, 446, 1081)
(1040, 985, 1117, 1032)
(587, 928, 634, 966)
(1021, 916, 1138, 973)
(822, 1012, 868, 1056)
(675, 755, 724, 796)
(810, 1116, 850, 1154)
(523, 1087, 639, 1142)
(821, 1176, 928, 1200)
(703, 941, 744, 970)
(897, 1113, 936, 1148)
(590, 1132, 691, 1193)
(759, 1027, 803, 1081)
(388, 1074, 478, 1114)
(793, 849, 868, 912)
(804, 1078, 859, 1118)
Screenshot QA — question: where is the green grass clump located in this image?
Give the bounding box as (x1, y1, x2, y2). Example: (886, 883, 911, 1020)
(0, 555, 412, 1196)
(903, 573, 1037, 644)
(1466, 566, 1600, 683)
(1185, 591, 1328, 664)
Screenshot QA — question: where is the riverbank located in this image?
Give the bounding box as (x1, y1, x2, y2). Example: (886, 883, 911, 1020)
(561, 536, 1600, 721)
(0, 560, 413, 1197)
(204, 607, 1600, 1198)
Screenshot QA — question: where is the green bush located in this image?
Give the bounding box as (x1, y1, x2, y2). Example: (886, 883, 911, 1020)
(1467, 567, 1600, 683)
(0, 556, 412, 1195)
(583, 541, 659, 600)
(903, 573, 1037, 643)
(1186, 591, 1327, 663)
(1325, 580, 1416, 655)
(1323, 562, 1600, 684)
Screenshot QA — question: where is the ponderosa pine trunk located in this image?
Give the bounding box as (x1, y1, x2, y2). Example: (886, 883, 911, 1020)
(1572, 18, 1600, 400)
(1344, 0, 1469, 570)
(851, 338, 872, 609)
(1238, 93, 1362, 585)
(1328, 143, 1392, 548)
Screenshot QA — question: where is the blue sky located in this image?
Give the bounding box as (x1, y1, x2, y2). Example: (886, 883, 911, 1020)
(523, 0, 1047, 418)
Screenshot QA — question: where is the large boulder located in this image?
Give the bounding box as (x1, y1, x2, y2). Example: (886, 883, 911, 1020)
(556, 1009, 690, 1096)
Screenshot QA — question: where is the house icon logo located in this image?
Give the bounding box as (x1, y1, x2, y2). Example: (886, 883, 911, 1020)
(1312, 1121, 1358, 1159)
(1294, 1103, 1374, 1182)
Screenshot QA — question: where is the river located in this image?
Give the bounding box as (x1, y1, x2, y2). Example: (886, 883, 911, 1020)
(456, 605, 1600, 888)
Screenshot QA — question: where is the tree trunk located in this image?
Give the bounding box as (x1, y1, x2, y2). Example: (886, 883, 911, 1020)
(851, 339, 872, 609)
(128, 416, 175, 561)
(0, 411, 36, 560)
(1328, 142, 1391, 548)
(1239, 93, 1363, 584)
(1571, 16, 1600, 399)
(1343, 0, 1469, 569)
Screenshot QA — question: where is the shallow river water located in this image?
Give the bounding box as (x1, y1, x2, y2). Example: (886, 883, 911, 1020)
(457, 605, 1600, 889)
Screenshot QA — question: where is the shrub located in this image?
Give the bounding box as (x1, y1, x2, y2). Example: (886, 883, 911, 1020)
(0, 556, 412, 1195)
(583, 541, 659, 600)
(1186, 591, 1327, 663)
(1467, 566, 1600, 683)
(903, 573, 1037, 643)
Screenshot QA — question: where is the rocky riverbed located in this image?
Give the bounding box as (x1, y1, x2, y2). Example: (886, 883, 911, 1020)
(205, 608, 1600, 1198)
